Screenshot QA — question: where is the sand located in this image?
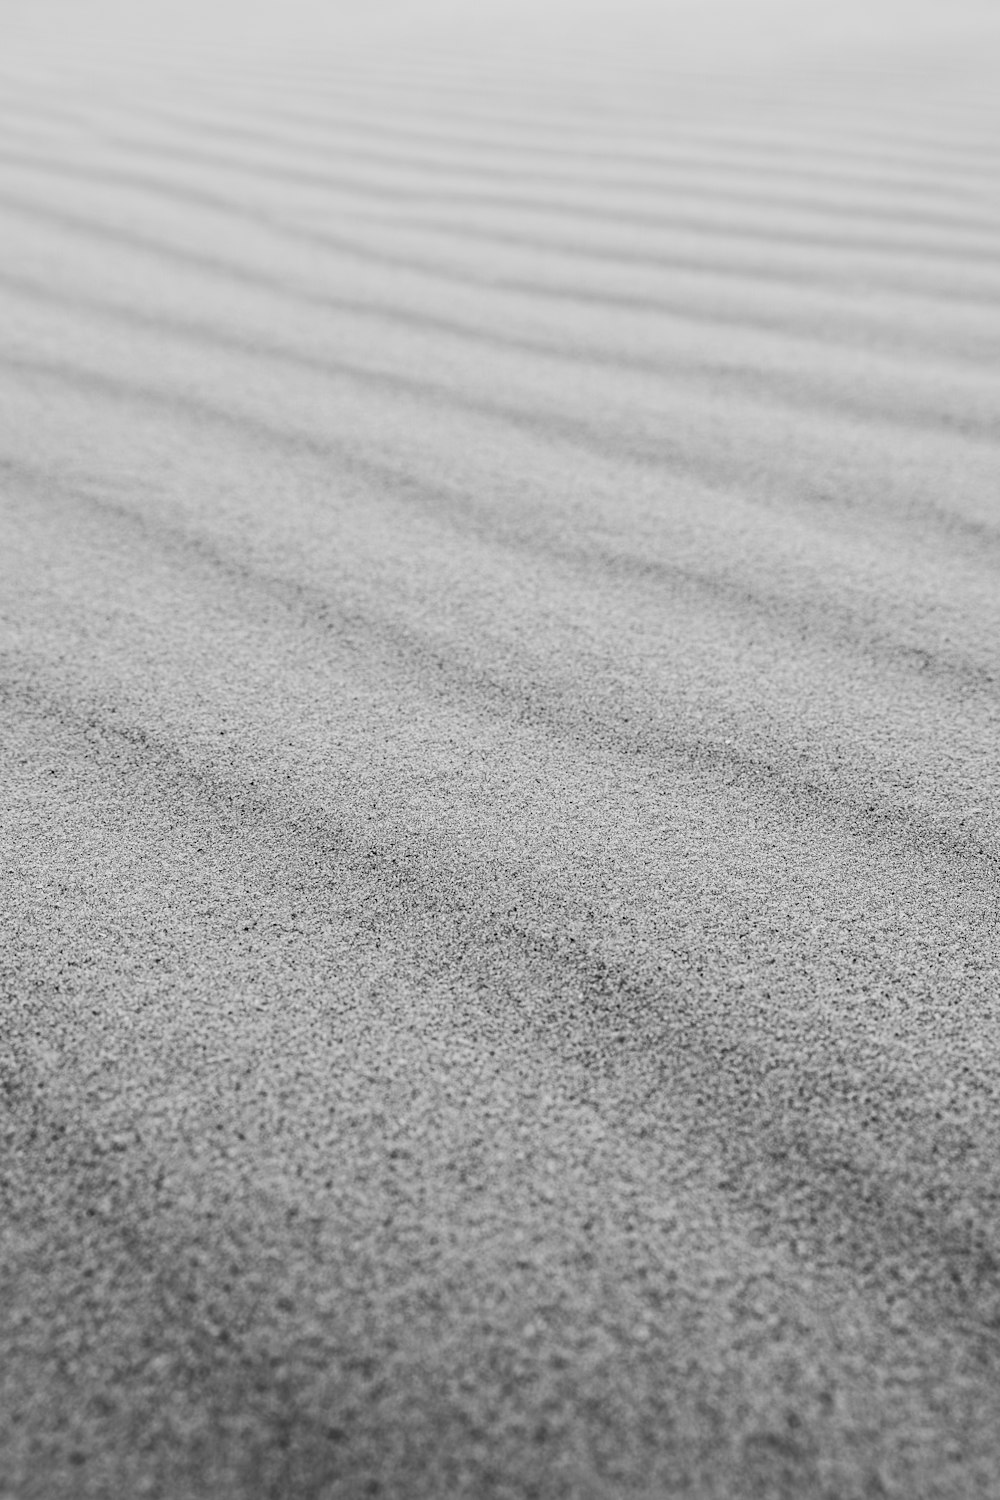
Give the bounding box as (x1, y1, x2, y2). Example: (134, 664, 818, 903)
(2, 1, 1000, 1495)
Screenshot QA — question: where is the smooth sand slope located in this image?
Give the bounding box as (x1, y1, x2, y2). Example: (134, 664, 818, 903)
(2, 2, 1000, 1495)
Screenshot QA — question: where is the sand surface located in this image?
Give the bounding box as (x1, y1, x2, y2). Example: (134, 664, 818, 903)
(2, 2, 1000, 1496)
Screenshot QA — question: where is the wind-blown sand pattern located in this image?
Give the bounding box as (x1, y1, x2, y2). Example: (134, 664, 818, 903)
(2, 1, 1000, 1495)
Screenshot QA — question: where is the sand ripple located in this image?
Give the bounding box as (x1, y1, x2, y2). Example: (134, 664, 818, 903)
(2, 2, 1000, 1495)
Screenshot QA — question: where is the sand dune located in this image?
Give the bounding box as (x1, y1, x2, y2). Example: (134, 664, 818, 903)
(3, 2, 1000, 1496)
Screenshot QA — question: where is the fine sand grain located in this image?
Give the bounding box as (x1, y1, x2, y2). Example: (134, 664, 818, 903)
(2, 2, 1000, 1496)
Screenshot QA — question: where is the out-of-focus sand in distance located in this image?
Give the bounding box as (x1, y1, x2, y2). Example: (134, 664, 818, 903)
(2, 1, 1000, 1496)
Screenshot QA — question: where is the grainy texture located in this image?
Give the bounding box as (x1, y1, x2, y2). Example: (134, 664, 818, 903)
(2, 2, 999, 1496)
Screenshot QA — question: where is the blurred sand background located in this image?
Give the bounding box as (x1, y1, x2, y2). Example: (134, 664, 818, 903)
(2, 1, 1000, 1496)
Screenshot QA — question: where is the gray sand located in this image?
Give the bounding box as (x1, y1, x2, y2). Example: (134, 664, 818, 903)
(2, 1, 1000, 1496)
